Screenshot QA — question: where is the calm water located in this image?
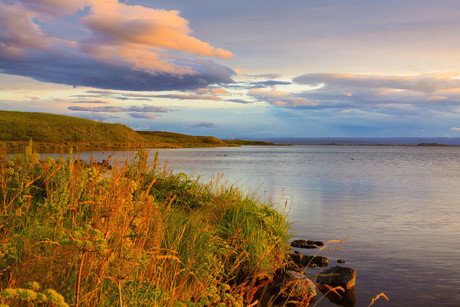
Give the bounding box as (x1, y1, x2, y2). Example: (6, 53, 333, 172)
(74, 145, 460, 306)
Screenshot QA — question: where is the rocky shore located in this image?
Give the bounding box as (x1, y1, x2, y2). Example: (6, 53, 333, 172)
(277, 238, 357, 306)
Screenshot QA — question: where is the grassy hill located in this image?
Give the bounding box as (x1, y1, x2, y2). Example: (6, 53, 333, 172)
(137, 131, 230, 147)
(0, 110, 275, 151)
(0, 110, 146, 143)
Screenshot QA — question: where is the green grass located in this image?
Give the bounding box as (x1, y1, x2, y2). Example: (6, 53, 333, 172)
(0, 111, 276, 151)
(137, 131, 231, 147)
(0, 110, 146, 143)
(0, 142, 292, 306)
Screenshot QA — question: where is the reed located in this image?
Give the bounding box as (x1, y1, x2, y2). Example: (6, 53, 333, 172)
(0, 143, 291, 306)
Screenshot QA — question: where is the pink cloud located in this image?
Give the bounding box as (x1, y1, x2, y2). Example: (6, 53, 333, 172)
(0, 2, 50, 56)
(79, 0, 234, 74)
(0, 0, 234, 86)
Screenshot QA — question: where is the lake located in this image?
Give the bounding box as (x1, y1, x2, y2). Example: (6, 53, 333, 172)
(71, 145, 460, 306)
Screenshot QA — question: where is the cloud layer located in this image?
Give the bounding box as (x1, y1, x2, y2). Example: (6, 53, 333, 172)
(0, 0, 235, 91)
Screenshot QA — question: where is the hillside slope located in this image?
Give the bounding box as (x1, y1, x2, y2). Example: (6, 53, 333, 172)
(0, 110, 146, 143)
(137, 131, 230, 147)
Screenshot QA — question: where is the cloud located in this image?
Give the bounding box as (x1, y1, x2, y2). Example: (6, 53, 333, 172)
(294, 72, 460, 94)
(72, 100, 109, 104)
(248, 88, 318, 107)
(68, 105, 177, 113)
(127, 113, 159, 119)
(249, 80, 291, 88)
(450, 127, 460, 131)
(286, 71, 460, 119)
(71, 112, 114, 122)
(196, 88, 229, 95)
(155, 94, 222, 101)
(250, 73, 283, 79)
(128, 106, 175, 113)
(68, 106, 126, 113)
(80, 0, 234, 74)
(228, 99, 254, 104)
(187, 122, 218, 129)
(0, 0, 235, 91)
(0, 1, 51, 56)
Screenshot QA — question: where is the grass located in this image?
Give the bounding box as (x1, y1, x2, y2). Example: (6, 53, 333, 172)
(136, 131, 232, 148)
(0, 110, 146, 143)
(0, 142, 292, 306)
(0, 110, 276, 151)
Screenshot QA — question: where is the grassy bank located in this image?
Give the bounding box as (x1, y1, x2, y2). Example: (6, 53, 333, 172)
(0, 143, 291, 306)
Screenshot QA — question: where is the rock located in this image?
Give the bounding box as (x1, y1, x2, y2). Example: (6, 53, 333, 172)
(280, 270, 316, 301)
(300, 255, 328, 267)
(284, 262, 303, 272)
(316, 283, 356, 307)
(337, 259, 346, 263)
(290, 240, 308, 248)
(289, 253, 329, 266)
(316, 266, 356, 290)
(289, 253, 328, 267)
(291, 239, 323, 249)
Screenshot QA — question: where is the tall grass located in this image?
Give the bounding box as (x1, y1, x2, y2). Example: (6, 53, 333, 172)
(0, 143, 291, 306)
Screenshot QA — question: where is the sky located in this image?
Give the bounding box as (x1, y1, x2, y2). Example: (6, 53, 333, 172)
(1, 0, 460, 139)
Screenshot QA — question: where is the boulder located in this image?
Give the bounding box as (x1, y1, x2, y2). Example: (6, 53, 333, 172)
(316, 266, 356, 290)
(280, 270, 316, 301)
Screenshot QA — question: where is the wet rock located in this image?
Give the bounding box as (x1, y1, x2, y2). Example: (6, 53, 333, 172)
(291, 239, 323, 249)
(300, 255, 328, 267)
(337, 259, 346, 263)
(290, 240, 308, 248)
(289, 253, 328, 267)
(316, 266, 356, 290)
(316, 283, 356, 307)
(280, 270, 316, 301)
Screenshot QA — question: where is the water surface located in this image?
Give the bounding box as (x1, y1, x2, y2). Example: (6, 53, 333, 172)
(75, 145, 460, 306)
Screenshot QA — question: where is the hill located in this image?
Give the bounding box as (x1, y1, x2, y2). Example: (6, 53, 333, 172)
(137, 130, 230, 147)
(0, 110, 275, 151)
(0, 110, 146, 143)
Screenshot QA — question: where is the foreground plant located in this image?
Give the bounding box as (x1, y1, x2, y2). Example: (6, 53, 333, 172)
(0, 144, 291, 306)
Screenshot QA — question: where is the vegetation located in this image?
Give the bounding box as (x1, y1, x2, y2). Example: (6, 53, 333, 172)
(222, 140, 276, 146)
(137, 131, 231, 148)
(0, 111, 276, 151)
(0, 111, 146, 143)
(417, 143, 448, 146)
(0, 142, 291, 306)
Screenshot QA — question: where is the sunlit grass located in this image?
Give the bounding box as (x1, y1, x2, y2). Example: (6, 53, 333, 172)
(0, 142, 292, 306)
